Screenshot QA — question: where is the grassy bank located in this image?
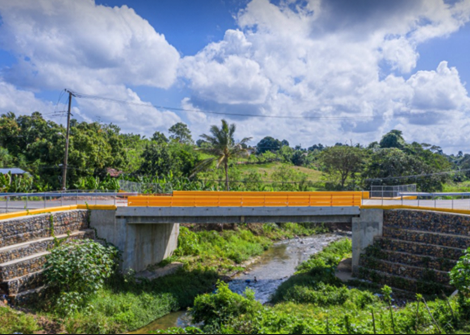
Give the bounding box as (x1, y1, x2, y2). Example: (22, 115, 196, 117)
(159, 239, 468, 334)
(22, 222, 327, 334)
(0, 306, 40, 334)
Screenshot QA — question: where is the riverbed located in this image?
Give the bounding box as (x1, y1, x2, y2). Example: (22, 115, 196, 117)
(131, 233, 346, 333)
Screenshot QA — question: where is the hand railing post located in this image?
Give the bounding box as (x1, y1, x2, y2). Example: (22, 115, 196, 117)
(6, 196, 9, 213)
(331, 195, 333, 207)
(401, 195, 403, 207)
(44, 194, 46, 209)
(26, 194, 29, 211)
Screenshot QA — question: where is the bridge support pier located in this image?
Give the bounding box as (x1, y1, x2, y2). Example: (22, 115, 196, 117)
(90, 210, 179, 272)
(352, 209, 383, 272)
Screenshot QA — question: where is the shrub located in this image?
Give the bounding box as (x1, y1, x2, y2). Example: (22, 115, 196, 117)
(44, 239, 119, 315)
(450, 247, 470, 318)
(191, 281, 262, 331)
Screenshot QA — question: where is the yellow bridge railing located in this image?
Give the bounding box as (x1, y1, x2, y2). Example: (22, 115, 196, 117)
(128, 191, 367, 207)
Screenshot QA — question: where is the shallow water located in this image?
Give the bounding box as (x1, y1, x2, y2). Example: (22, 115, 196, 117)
(131, 234, 346, 333)
(228, 234, 343, 304)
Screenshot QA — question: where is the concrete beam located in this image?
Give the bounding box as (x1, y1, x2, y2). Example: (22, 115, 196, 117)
(118, 206, 359, 224)
(126, 215, 355, 224)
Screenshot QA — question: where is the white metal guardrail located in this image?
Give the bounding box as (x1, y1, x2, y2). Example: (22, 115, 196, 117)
(0, 191, 138, 213)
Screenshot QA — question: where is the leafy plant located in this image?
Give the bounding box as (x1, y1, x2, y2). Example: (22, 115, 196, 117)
(44, 239, 119, 315)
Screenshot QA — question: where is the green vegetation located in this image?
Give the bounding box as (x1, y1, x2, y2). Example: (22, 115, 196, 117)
(157, 240, 468, 335)
(44, 240, 119, 315)
(9, 223, 317, 334)
(1, 112, 466, 193)
(0, 306, 40, 334)
(58, 269, 219, 334)
(174, 223, 327, 273)
(192, 119, 252, 190)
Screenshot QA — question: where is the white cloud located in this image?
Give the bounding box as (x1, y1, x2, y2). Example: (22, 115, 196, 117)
(73, 87, 182, 135)
(0, 0, 182, 134)
(0, 79, 53, 115)
(1, 0, 470, 152)
(179, 0, 470, 151)
(0, 0, 180, 91)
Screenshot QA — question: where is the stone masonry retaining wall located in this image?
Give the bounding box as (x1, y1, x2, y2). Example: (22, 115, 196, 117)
(0, 230, 94, 264)
(0, 210, 92, 300)
(384, 210, 470, 235)
(355, 209, 470, 296)
(0, 210, 89, 248)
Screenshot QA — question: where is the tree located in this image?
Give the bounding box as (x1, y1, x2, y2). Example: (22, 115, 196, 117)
(138, 142, 172, 176)
(379, 130, 405, 149)
(151, 131, 168, 144)
(320, 146, 365, 189)
(308, 143, 324, 152)
(192, 120, 252, 190)
(256, 136, 283, 154)
(169, 122, 193, 144)
(362, 148, 450, 192)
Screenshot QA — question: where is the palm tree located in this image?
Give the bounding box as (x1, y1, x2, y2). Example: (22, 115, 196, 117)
(192, 120, 252, 191)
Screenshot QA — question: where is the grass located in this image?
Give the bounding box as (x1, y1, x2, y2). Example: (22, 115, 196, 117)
(158, 238, 466, 335)
(443, 181, 470, 192)
(236, 161, 324, 183)
(37, 222, 328, 334)
(174, 223, 329, 274)
(57, 269, 219, 334)
(0, 306, 40, 334)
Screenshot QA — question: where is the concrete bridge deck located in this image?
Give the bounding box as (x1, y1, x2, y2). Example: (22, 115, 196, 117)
(118, 206, 361, 224)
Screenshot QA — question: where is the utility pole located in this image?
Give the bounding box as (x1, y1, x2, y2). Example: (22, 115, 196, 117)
(62, 89, 75, 190)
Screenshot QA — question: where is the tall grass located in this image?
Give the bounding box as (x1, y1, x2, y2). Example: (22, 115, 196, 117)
(0, 306, 40, 334)
(59, 268, 219, 334)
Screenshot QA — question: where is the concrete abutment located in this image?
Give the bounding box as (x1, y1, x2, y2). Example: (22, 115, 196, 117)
(90, 210, 179, 272)
(351, 209, 384, 271)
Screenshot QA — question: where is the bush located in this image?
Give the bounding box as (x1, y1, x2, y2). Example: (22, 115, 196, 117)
(450, 247, 470, 318)
(44, 239, 119, 315)
(191, 281, 262, 332)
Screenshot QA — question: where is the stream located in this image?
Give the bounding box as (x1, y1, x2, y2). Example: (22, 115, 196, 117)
(131, 233, 346, 333)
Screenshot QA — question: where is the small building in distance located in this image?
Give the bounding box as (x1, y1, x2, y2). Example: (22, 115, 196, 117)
(0, 168, 29, 176)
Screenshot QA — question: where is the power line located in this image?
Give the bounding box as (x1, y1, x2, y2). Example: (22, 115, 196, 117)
(71, 90, 376, 121)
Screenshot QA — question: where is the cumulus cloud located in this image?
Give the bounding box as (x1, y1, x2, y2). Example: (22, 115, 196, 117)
(0, 0, 182, 134)
(0, 79, 53, 115)
(0, 0, 180, 90)
(179, 0, 470, 151)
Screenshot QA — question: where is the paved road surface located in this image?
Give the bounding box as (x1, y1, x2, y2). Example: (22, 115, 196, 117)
(0, 198, 127, 213)
(1, 198, 470, 214)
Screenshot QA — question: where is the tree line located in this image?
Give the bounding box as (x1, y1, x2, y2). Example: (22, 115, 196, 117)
(0, 111, 464, 192)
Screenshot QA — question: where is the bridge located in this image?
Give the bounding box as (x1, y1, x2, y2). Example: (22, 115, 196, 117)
(122, 191, 364, 224)
(2, 190, 470, 282)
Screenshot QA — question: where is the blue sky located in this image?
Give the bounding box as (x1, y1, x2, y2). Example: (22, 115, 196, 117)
(0, 0, 470, 152)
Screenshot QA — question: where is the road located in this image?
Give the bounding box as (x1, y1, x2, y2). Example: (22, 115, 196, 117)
(1, 197, 470, 214)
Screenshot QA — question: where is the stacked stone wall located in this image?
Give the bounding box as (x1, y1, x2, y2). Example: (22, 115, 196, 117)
(0, 210, 89, 248)
(0, 230, 94, 264)
(384, 210, 470, 235)
(355, 210, 470, 296)
(0, 210, 93, 301)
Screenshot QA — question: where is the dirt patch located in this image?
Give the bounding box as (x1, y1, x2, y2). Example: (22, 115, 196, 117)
(35, 316, 65, 334)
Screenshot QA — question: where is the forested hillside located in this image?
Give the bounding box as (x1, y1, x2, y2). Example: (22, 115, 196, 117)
(0, 112, 465, 192)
